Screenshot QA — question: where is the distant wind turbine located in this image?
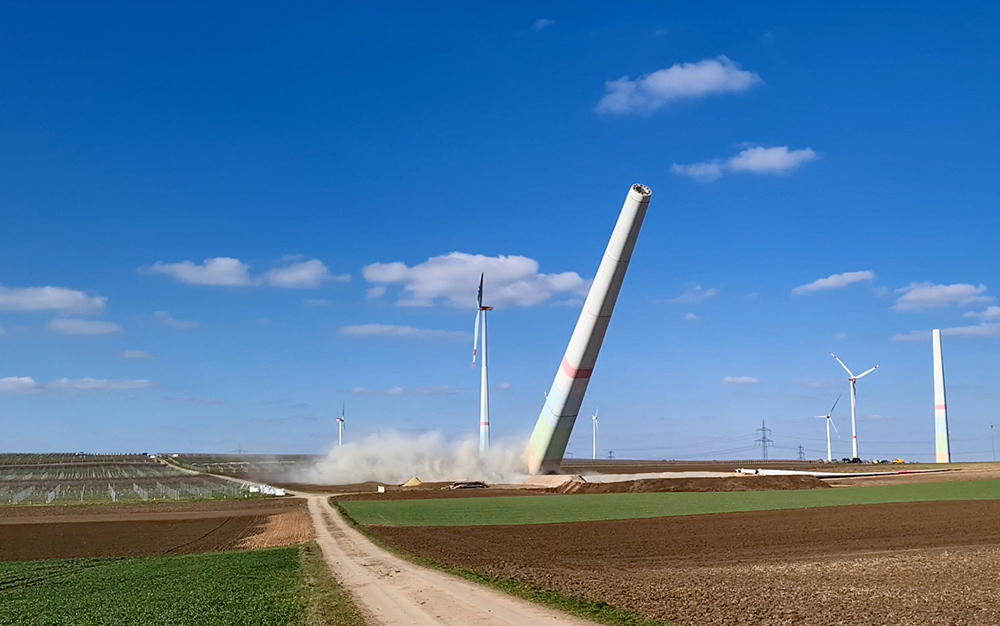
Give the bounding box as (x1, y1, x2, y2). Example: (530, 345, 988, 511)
(472, 274, 493, 455)
(591, 408, 599, 460)
(337, 403, 345, 447)
(814, 395, 841, 462)
(830, 353, 879, 462)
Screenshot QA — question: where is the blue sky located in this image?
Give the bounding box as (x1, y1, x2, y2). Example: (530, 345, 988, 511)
(2, 2, 999, 461)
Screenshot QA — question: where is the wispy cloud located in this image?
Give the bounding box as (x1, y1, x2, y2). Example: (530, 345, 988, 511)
(668, 283, 718, 304)
(350, 386, 458, 396)
(48, 319, 123, 336)
(147, 257, 252, 286)
(497, 382, 512, 391)
(793, 271, 876, 295)
(120, 350, 155, 359)
(264, 258, 348, 288)
(362, 252, 588, 308)
(338, 324, 467, 340)
(723, 376, 759, 385)
(1, 376, 154, 392)
(155, 311, 199, 330)
(145, 256, 344, 289)
(893, 282, 993, 311)
(163, 395, 226, 405)
(596, 56, 762, 115)
(672, 146, 817, 183)
(964, 306, 1000, 321)
(0, 285, 106, 314)
(684, 313, 699, 321)
(893, 323, 1000, 342)
(533, 18, 555, 30)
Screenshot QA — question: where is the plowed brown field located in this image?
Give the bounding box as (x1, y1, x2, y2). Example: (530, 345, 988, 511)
(369, 500, 1000, 626)
(0, 498, 313, 561)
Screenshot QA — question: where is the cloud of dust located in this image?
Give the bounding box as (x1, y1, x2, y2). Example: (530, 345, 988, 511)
(296, 430, 530, 485)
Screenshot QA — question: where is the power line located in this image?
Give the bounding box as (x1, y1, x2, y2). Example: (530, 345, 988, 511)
(797, 445, 806, 461)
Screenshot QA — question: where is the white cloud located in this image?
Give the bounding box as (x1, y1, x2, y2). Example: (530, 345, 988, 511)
(668, 284, 718, 304)
(533, 18, 555, 30)
(155, 311, 199, 330)
(497, 382, 512, 391)
(147, 257, 252, 286)
(596, 56, 762, 115)
(350, 386, 457, 396)
(120, 350, 155, 359)
(0, 376, 153, 392)
(0, 376, 41, 392)
(264, 259, 348, 288)
(723, 376, 759, 385)
(338, 324, 467, 340)
(670, 161, 723, 182)
(362, 252, 588, 308)
(47, 377, 154, 391)
(365, 286, 387, 301)
(48, 319, 122, 336)
(894, 323, 1000, 342)
(893, 282, 993, 311)
(792, 271, 876, 295)
(672, 146, 817, 183)
(685, 313, 699, 321)
(727, 146, 817, 174)
(964, 306, 1000, 321)
(0, 285, 106, 314)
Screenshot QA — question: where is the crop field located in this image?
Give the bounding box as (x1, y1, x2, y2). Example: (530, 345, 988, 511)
(0, 544, 362, 626)
(338, 477, 1000, 526)
(177, 454, 319, 480)
(0, 454, 260, 505)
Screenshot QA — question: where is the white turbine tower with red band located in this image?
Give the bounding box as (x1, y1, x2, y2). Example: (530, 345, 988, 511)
(472, 274, 492, 455)
(830, 352, 879, 462)
(932, 329, 951, 463)
(526, 184, 653, 474)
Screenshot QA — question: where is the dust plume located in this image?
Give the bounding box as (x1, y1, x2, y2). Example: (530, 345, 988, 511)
(296, 430, 529, 485)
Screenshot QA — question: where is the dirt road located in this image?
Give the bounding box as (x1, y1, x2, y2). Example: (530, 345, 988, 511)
(307, 495, 595, 626)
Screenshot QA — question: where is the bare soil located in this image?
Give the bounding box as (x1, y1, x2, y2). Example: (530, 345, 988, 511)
(560, 475, 829, 494)
(368, 500, 1000, 626)
(0, 498, 312, 561)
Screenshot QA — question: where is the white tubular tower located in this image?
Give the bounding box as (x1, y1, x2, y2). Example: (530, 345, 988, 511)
(526, 184, 652, 474)
(932, 329, 951, 463)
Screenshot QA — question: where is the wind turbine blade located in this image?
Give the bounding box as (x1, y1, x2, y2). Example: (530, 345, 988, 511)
(855, 364, 880, 379)
(477, 273, 484, 308)
(829, 394, 841, 416)
(829, 352, 854, 378)
(830, 417, 840, 438)
(472, 309, 481, 367)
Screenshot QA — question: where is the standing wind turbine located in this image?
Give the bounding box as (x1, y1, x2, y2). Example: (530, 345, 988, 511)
(591, 408, 599, 460)
(814, 395, 841, 462)
(336, 403, 345, 447)
(829, 353, 879, 462)
(472, 274, 493, 455)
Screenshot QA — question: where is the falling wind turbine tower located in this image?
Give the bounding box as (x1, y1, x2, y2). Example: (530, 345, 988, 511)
(337, 403, 345, 447)
(526, 184, 653, 474)
(473, 274, 492, 455)
(830, 352, 879, 462)
(932, 329, 951, 463)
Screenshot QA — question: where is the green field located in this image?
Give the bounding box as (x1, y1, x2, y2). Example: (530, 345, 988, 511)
(339, 478, 1000, 527)
(0, 545, 363, 626)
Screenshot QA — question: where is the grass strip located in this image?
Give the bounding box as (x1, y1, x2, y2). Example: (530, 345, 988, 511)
(332, 499, 675, 626)
(298, 541, 366, 626)
(340, 478, 1000, 527)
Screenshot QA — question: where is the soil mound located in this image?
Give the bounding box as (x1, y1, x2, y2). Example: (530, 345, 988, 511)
(560, 474, 829, 494)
